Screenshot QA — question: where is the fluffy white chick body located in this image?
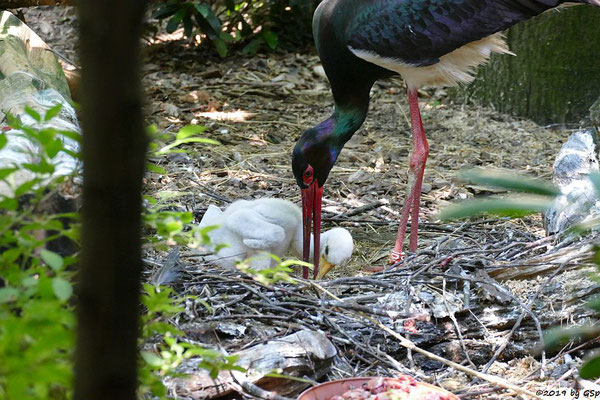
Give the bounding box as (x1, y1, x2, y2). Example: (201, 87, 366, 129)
(199, 198, 353, 275)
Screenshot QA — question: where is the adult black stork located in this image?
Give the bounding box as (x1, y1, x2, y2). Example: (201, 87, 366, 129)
(292, 0, 600, 279)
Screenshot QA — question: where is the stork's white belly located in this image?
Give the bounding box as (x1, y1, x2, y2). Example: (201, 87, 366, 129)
(349, 33, 513, 89)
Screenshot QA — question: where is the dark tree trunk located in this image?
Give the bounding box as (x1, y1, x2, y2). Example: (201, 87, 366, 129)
(467, 5, 600, 124)
(74, 1, 148, 400)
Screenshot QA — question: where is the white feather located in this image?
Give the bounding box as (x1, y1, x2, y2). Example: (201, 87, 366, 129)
(350, 34, 513, 89)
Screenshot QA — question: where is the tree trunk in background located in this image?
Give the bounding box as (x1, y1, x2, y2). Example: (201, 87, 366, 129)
(467, 5, 600, 125)
(74, 1, 148, 400)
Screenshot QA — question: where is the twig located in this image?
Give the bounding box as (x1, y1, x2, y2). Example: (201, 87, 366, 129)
(309, 284, 542, 400)
(368, 316, 542, 399)
(443, 279, 476, 369)
(239, 379, 294, 400)
(333, 200, 386, 218)
(481, 259, 572, 375)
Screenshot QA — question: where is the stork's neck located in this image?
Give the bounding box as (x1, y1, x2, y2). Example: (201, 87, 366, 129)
(293, 100, 369, 187)
(316, 103, 368, 152)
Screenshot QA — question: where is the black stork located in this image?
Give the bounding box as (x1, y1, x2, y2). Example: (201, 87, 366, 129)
(292, 0, 600, 279)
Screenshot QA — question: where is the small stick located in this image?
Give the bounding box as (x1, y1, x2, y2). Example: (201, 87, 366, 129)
(335, 200, 386, 218)
(481, 259, 572, 375)
(368, 316, 542, 400)
(442, 279, 476, 369)
(309, 283, 542, 399)
(239, 379, 294, 400)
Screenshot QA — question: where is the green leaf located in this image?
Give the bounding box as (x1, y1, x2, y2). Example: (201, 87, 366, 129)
(59, 129, 82, 144)
(219, 31, 234, 43)
(587, 294, 600, 313)
(242, 37, 263, 56)
(44, 104, 63, 121)
(5, 112, 21, 128)
(0, 167, 18, 180)
(24, 106, 41, 122)
(146, 163, 166, 174)
(2, 248, 21, 263)
(183, 14, 194, 37)
(176, 124, 207, 140)
(152, 3, 180, 19)
(179, 137, 220, 145)
(543, 326, 600, 351)
(141, 351, 164, 367)
(580, 354, 600, 379)
(41, 249, 64, 271)
(23, 158, 55, 174)
(167, 8, 186, 33)
(194, 3, 221, 33)
(52, 277, 73, 301)
(460, 169, 560, 196)
(156, 137, 219, 155)
(261, 29, 278, 50)
(44, 139, 64, 159)
(144, 321, 183, 336)
(0, 133, 7, 150)
(213, 38, 228, 58)
(0, 197, 18, 210)
(15, 177, 41, 197)
(143, 195, 158, 206)
(38, 127, 57, 145)
(0, 287, 19, 304)
(438, 196, 553, 220)
(264, 372, 312, 383)
(146, 124, 158, 137)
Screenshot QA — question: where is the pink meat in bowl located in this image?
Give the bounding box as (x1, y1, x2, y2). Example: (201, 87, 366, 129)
(297, 376, 459, 400)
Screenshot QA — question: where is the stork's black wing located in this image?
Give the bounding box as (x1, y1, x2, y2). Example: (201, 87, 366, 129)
(347, 0, 564, 66)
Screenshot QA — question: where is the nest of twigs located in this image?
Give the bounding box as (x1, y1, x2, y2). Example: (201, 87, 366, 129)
(144, 220, 600, 400)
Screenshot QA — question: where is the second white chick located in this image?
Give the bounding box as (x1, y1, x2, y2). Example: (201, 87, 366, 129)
(199, 198, 353, 278)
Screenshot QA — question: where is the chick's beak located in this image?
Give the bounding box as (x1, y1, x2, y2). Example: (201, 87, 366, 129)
(315, 255, 335, 280)
(301, 179, 323, 279)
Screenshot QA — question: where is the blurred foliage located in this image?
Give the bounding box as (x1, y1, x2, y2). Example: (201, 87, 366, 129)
(236, 255, 311, 285)
(440, 168, 600, 380)
(0, 114, 314, 398)
(138, 284, 245, 398)
(0, 106, 80, 399)
(0, 117, 243, 399)
(151, 0, 316, 56)
(438, 169, 559, 220)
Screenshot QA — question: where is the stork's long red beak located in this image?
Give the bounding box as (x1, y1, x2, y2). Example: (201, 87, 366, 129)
(301, 180, 323, 279)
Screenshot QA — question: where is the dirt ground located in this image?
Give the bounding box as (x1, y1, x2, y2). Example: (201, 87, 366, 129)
(22, 5, 600, 400)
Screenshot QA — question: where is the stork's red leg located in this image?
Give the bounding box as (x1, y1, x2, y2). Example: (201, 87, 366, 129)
(390, 88, 429, 263)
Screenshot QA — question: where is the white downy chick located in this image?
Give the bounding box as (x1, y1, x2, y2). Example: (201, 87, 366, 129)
(199, 198, 353, 277)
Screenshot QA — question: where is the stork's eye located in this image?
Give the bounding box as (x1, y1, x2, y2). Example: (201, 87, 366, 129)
(302, 165, 315, 185)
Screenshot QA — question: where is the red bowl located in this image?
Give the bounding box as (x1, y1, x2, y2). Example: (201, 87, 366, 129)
(297, 376, 459, 400)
